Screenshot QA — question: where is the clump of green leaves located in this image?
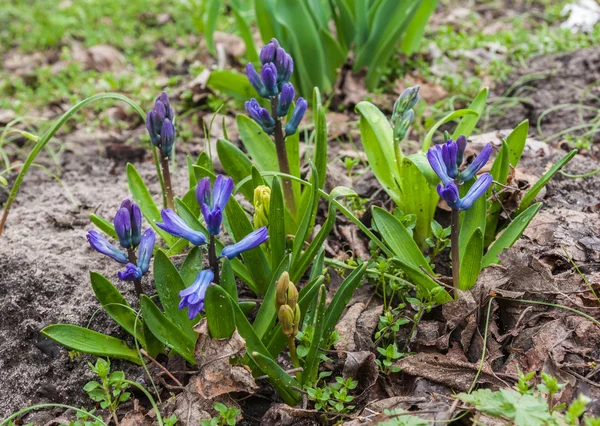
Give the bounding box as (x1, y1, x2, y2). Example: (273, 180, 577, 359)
(201, 402, 241, 426)
(459, 371, 599, 426)
(425, 220, 451, 263)
(376, 343, 404, 375)
(83, 359, 130, 423)
(305, 376, 358, 414)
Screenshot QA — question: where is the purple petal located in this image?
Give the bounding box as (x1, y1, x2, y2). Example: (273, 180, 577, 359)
(118, 263, 142, 281)
(220, 227, 269, 259)
(461, 143, 493, 182)
(87, 230, 128, 264)
(458, 173, 492, 210)
(156, 209, 207, 246)
(426, 145, 452, 185)
(212, 175, 234, 212)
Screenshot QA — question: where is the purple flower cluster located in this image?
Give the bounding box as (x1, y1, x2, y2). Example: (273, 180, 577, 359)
(245, 39, 307, 136)
(156, 174, 269, 320)
(87, 200, 156, 281)
(426, 136, 493, 211)
(146, 92, 176, 157)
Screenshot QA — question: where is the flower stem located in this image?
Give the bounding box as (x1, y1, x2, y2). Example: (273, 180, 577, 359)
(127, 248, 143, 298)
(270, 97, 297, 216)
(209, 235, 220, 284)
(159, 153, 174, 210)
(287, 335, 302, 382)
(451, 209, 460, 299)
(394, 137, 404, 174)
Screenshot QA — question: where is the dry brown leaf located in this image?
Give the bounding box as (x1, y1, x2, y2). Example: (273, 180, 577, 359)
(335, 302, 366, 353)
(192, 319, 258, 399)
(261, 404, 321, 426)
(395, 352, 505, 391)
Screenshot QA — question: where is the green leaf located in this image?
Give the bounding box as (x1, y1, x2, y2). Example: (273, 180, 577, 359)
(187, 155, 198, 190)
(323, 263, 367, 338)
(203, 0, 222, 56)
(236, 115, 279, 172)
(355, 101, 401, 201)
(290, 187, 354, 282)
(313, 90, 328, 190)
(229, 3, 259, 63)
(459, 177, 487, 260)
(253, 255, 292, 340)
(397, 154, 439, 249)
(207, 70, 257, 102)
(483, 202, 542, 267)
(400, 0, 439, 55)
(89, 214, 117, 240)
(459, 228, 483, 291)
(291, 165, 320, 266)
(422, 109, 480, 151)
(452, 88, 488, 140)
(179, 247, 204, 287)
(41, 325, 141, 364)
(506, 120, 529, 167)
(153, 250, 197, 341)
(205, 285, 236, 339)
(515, 149, 577, 215)
(302, 285, 327, 385)
(250, 352, 302, 405)
(485, 140, 511, 247)
(220, 258, 238, 302)
(269, 177, 286, 269)
(391, 258, 452, 304)
(372, 207, 434, 274)
(126, 163, 176, 247)
(216, 138, 254, 202)
(224, 194, 272, 295)
(90, 272, 149, 349)
(140, 296, 196, 364)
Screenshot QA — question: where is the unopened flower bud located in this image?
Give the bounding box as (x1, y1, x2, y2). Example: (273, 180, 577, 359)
(393, 86, 420, 121)
(293, 304, 301, 335)
(261, 63, 278, 97)
(275, 271, 290, 310)
(284, 98, 307, 137)
(253, 185, 271, 229)
(286, 282, 298, 310)
(277, 83, 295, 117)
(394, 109, 414, 142)
(278, 304, 295, 336)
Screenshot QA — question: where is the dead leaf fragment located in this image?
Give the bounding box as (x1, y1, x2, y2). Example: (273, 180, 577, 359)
(193, 319, 258, 399)
(396, 352, 505, 392)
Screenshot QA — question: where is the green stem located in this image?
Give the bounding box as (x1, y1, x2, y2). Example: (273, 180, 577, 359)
(451, 209, 460, 299)
(271, 98, 297, 216)
(160, 153, 174, 210)
(287, 336, 302, 382)
(209, 235, 220, 283)
(116, 379, 164, 426)
(1, 404, 108, 426)
(394, 137, 404, 174)
(127, 248, 143, 298)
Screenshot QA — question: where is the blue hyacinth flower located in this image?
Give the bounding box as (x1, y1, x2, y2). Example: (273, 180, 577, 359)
(460, 143, 493, 182)
(87, 230, 128, 264)
(156, 209, 208, 246)
(196, 175, 234, 236)
(284, 98, 307, 137)
(118, 263, 143, 281)
(437, 174, 492, 211)
(245, 98, 275, 134)
(179, 269, 214, 320)
(146, 91, 176, 155)
(119, 200, 142, 248)
(220, 226, 269, 260)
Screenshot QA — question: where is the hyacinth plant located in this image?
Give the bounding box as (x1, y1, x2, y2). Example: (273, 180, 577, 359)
(245, 38, 307, 216)
(362, 87, 576, 301)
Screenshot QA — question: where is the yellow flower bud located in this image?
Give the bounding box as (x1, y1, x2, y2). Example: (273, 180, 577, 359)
(293, 304, 301, 335)
(278, 304, 295, 336)
(286, 282, 298, 310)
(253, 185, 271, 229)
(275, 271, 290, 310)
